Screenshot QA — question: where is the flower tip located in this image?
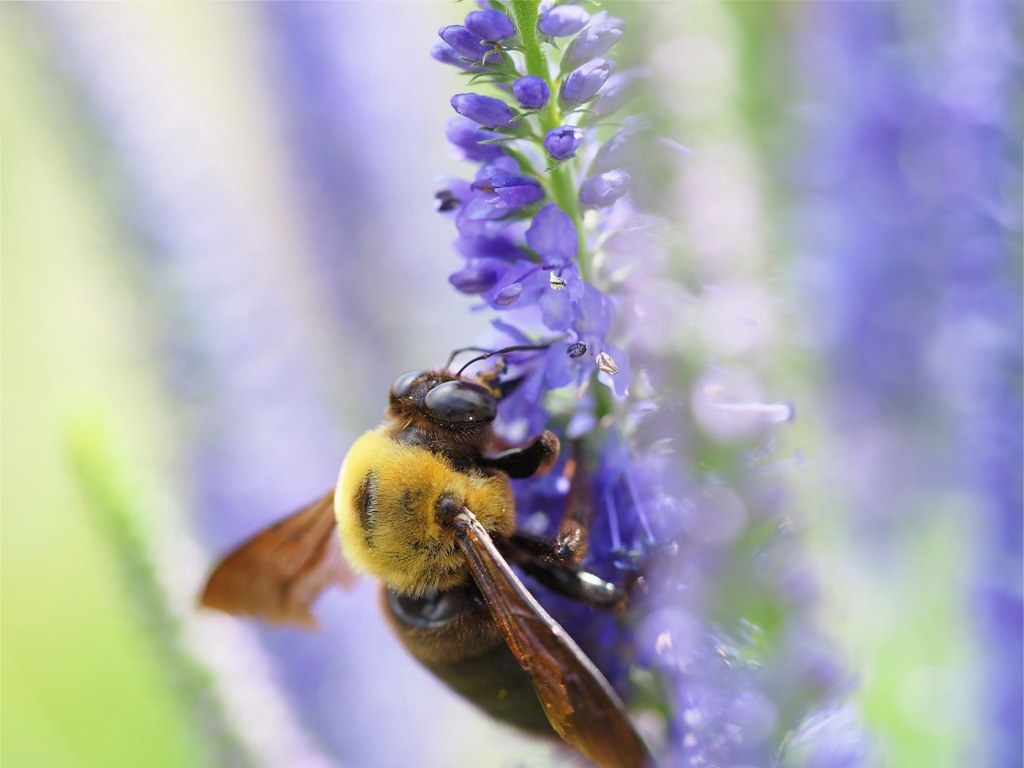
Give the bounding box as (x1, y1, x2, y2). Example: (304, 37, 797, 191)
(465, 9, 516, 42)
(560, 57, 617, 104)
(580, 169, 631, 207)
(538, 5, 591, 37)
(438, 24, 491, 63)
(512, 75, 551, 110)
(543, 126, 584, 161)
(451, 93, 516, 129)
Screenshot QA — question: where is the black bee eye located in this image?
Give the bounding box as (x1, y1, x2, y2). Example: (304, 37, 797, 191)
(389, 371, 423, 403)
(424, 380, 497, 424)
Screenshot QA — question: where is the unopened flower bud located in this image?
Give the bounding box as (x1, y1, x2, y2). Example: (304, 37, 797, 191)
(451, 93, 515, 128)
(465, 9, 515, 41)
(446, 117, 506, 161)
(438, 25, 491, 62)
(512, 75, 550, 109)
(543, 126, 584, 160)
(538, 5, 590, 37)
(562, 16, 624, 68)
(561, 58, 616, 104)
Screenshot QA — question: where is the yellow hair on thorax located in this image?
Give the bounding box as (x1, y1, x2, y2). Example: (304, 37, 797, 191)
(334, 429, 515, 595)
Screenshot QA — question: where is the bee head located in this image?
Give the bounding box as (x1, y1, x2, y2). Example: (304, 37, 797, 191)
(388, 370, 498, 427)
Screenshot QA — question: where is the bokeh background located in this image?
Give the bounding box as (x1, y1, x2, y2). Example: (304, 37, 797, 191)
(2, 2, 1019, 768)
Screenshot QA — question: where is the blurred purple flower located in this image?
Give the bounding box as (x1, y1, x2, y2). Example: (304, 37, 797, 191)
(445, 117, 507, 162)
(790, 0, 1019, 763)
(562, 13, 625, 69)
(580, 169, 631, 207)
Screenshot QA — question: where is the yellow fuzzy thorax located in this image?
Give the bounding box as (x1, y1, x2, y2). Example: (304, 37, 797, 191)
(335, 429, 515, 595)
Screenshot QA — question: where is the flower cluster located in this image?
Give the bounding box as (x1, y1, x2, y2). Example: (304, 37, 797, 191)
(433, 1, 636, 442)
(433, 0, 658, 728)
(434, 4, 871, 767)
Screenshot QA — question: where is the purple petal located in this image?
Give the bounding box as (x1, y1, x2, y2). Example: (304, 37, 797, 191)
(493, 177, 545, 209)
(438, 25, 491, 62)
(561, 57, 616, 103)
(580, 169, 631, 207)
(494, 282, 524, 306)
(449, 262, 502, 294)
(451, 93, 515, 128)
(538, 5, 590, 37)
(543, 125, 584, 160)
(445, 117, 506, 161)
(590, 126, 637, 173)
(512, 75, 550, 109)
(562, 15, 625, 68)
(573, 285, 615, 337)
(465, 9, 516, 41)
(525, 204, 578, 263)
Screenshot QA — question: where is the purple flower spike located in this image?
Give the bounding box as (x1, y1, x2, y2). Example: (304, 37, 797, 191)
(538, 5, 591, 37)
(562, 15, 625, 68)
(526, 204, 578, 264)
(512, 75, 550, 109)
(543, 126, 584, 160)
(580, 169, 631, 207)
(451, 93, 515, 128)
(465, 9, 515, 42)
(438, 25, 491, 63)
(561, 58, 616, 104)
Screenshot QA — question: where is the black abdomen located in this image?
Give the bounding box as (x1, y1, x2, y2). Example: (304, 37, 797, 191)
(381, 584, 554, 736)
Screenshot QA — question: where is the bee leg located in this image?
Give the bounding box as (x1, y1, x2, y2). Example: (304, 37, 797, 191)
(500, 533, 626, 610)
(523, 558, 625, 609)
(480, 430, 560, 479)
(501, 454, 643, 611)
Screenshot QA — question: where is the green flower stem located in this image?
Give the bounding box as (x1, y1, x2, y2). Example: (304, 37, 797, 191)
(509, 1, 545, 78)
(511, 0, 591, 282)
(592, 369, 614, 421)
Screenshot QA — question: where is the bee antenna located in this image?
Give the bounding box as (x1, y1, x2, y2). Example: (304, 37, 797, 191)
(452, 343, 552, 378)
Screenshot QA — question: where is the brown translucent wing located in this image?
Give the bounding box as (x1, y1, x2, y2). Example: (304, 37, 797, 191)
(200, 491, 355, 629)
(452, 510, 653, 768)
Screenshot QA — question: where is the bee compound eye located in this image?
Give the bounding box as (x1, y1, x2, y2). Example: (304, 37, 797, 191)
(387, 587, 465, 629)
(389, 370, 423, 403)
(423, 380, 497, 424)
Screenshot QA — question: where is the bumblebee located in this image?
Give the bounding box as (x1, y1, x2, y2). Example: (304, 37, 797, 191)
(201, 347, 653, 768)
